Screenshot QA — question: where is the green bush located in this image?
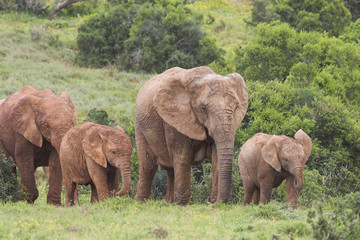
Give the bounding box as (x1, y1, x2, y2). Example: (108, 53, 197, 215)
(75, 3, 137, 68)
(84, 108, 115, 126)
(236, 21, 360, 106)
(308, 192, 360, 239)
(0, 150, 26, 202)
(75, 0, 223, 73)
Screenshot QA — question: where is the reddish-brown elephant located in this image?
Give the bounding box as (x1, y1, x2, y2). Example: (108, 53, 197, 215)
(60, 122, 132, 206)
(134, 66, 248, 205)
(238, 130, 312, 208)
(0, 85, 76, 205)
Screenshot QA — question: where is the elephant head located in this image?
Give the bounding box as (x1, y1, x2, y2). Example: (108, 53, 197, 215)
(261, 129, 312, 190)
(82, 125, 132, 196)
(153, 66, 248, 202)
(9, 91, 77, 152)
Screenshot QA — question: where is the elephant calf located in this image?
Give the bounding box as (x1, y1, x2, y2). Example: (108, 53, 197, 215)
(60, 122, 132, 206)
(238, 129, 312, 208)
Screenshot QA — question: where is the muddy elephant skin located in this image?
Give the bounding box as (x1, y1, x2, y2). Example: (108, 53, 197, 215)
(60, 122, 132, 206)
(134, 66, 248, 205)
(238, 129, 312, 208)
(0, 85, 76, 205)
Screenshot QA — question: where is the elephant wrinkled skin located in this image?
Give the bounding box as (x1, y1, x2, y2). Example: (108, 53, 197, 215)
(60, 122, 132, 206)
(0, 85, 76, 205)
(135, 66, 248, 205)
(238, 129, 312, 208)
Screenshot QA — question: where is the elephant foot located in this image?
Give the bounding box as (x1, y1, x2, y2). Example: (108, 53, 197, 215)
(206, 196, 217, 204)
(135, 194, 149, 202)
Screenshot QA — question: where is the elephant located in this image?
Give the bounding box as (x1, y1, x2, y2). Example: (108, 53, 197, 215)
(59, 122, 132, 206)
(0, 85, 76, 205)
(238, 129, 312, 208)
(134, 66, 248, 205)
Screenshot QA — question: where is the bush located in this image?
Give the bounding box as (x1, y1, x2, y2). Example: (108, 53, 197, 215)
(84, 108, 115, 126)
(75, 3, 137, 68)
(236, 21, 360, 106)
(308, 192, 360, 239)
(75, 0, 223, 73)
(0, 150, 26, 202)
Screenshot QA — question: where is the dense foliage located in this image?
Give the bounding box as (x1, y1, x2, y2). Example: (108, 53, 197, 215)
(0, 150, 26, 202)
(75, 4, 136, 67)
(236, 21, 360, 106)
(75, 0, 223, 73)
(249, 0, 352, 36)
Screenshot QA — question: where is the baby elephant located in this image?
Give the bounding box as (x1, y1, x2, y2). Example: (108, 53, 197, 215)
(60, 122, 132, 206)
(238, 129, 312, 208)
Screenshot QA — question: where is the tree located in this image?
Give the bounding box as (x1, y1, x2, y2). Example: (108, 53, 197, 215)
(248, 0, 352, 36)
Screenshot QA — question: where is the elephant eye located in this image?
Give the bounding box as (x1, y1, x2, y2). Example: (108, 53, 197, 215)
(283, 158, 288, 162)
(111, 150, 116, 155)
(44, 122, 50, 129)
(200, 105, 207, 114)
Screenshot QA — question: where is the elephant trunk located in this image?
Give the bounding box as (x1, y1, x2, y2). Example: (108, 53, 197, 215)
(116, 161, 131, 196)
(214, 127, 235, 203)
(293, 167, 304, 190)
(51, 126, 72, 153)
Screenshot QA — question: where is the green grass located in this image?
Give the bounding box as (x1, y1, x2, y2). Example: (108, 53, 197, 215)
(188, 0, 254, 50)
(0, 180, 313, 240)
(0, 12, 152, 124)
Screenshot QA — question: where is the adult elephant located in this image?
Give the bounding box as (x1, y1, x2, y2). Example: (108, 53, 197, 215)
(135, 66, 248, 205)
(0, 85, 76, 205)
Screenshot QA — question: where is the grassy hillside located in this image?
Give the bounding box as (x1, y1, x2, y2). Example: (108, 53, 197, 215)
(0, 12, 151, 125)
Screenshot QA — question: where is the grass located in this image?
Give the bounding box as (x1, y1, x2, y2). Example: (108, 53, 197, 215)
(0, 12, 152, 124)
(188, 0, 254, 50)
(0, 177, 313, 240)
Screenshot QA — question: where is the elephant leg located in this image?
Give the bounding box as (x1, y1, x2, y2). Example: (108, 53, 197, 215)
(135, 130, 158, 202)
(252, 188, 260, 205)
(286, 177, 298, 208)
(209, 145, 218, 203)
(47, 149, 62, 205)
(243, 184, 256, 205)
(90, 183, 98, 203)
(86, 158, 109, 202)
(173, 161, 192, 205)
(15, 134, 38, 203)
(259, 182, 273, 204)
(64, 180, 76, 207)
(107, 170, 119, 194)
(165, 168, 174, 203)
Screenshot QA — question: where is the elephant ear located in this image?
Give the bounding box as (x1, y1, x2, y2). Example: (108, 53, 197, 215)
(294, 129, 312, 165)
(261, 136, 282, 172)
(226, 73, 248, 127)
(154, 76, 207, 140)
(10, 95, 43, 147)
(82, 128, 107, 168)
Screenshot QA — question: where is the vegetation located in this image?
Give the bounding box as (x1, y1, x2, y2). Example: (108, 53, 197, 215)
(76, 0, 223, 73)
(248, 0, 352, 36)
(0, 0, 360, 238)
(0, 150, 26, 202)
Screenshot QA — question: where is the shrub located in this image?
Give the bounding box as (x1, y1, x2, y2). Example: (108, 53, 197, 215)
(75, 3, 137, 68)
(0, 150, 26, 202)
(236, 21, 360, 106)
(308, 192, 360, 239)
(84, 108, 115, 126)
(75, 0, 223, 73)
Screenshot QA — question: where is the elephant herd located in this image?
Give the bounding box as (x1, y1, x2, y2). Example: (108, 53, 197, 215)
(0, 66, 312, 208)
